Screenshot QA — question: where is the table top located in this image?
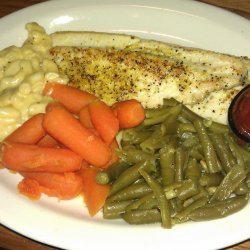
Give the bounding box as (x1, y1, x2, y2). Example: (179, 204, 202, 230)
(0, 0, 249, 250)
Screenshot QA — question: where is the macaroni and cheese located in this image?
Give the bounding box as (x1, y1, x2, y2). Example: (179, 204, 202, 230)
(0, 23, 68, 141)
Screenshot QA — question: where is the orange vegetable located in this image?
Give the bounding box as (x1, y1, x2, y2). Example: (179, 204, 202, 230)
(37, 134, 59, 147)
(101, 139, 119, 169)
(89, 100, 119, 145)
(1, 142, 82, 172)
(112, 99, 145, 129)
(5, 114, 46, 144)
(18, 178, 41, 200)
(43, 104, 111, 167)
(79, 166, 110, 216)
(79, 106, 94, 129)
(19, 171, 83, 200)
(43, 83, 97, 113)
(45, 101, 61, 113)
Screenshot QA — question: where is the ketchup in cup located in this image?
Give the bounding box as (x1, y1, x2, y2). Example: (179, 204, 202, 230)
(228, 85, 250, 143)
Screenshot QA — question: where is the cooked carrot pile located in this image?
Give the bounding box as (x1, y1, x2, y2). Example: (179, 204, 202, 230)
(0, 83, 145, 216)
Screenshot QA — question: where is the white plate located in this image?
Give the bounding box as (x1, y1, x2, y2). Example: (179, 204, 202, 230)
(0, 1, 249, 249)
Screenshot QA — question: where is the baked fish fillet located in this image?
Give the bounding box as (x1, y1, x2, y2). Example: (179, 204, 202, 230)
(50, 31, 250, 121)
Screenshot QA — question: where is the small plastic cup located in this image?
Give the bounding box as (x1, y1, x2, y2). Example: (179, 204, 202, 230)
(228, 84, 250, 143)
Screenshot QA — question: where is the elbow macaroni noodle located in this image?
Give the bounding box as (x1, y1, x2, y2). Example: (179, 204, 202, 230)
(0, 23, 68, 141)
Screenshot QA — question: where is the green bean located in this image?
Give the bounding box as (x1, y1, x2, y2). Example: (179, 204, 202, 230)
(95, 161, 130, 184)
(122, 209, 161, 225)
(189, 148, 204, 161)
(117, 147, 155, 165)
(164, 103, 182, 117)
(103, 200, 134, 219)
(181, 106, 202, 122)
(164, 180, 199, 201)
(162, 182, 180, 199)
(104, 100, 250, 228)
(164, 135, 178, 149)
(227, 136, 245, 169)
(159, 146, 175, 186)
(143, 112, 171, 126)
(140, 126, 166, 153)
(161, 114, 179, 135)
(125, 192, 155, 211)
(175, 197, 208, 222)
(185, 158, 201, 181)
(210, 133, 235, 173)
(175, 179, 199, 201)
(173, 198, 183, 213)
(175, 147, 187, 182)
(189, 195, 248, 221)
(122, 128, 152, 144)
(139, 196, 158, 210)
(199, 173, 224, 187)
(143, 105, 181, 126)
(183, 186, 208, 207)
(177, 123, 196, 134)
(179, 132, 199, 148)
(210, 164, 247, 202)
(245, 160, 250, 172)
(177, 114, 191, 124)
(163, 98, 179, 107)
(134, 177, 146, 184)
(199, 160, 209, 173)
(238, 146, 250, 163)
(139, 169, 172, 228)
(202, 119, 213, 128)
(235, 182, 249, 195)
(169, 199, 178, 215)
(108, 182, 152, 202)
(207, 187, 217, 195)
(109, 160, 155, 196)
(193, 119, 221, 173)
(205, 121, 229, 134)
(145, 106, 171, 119)
(246, 173, 250, 188)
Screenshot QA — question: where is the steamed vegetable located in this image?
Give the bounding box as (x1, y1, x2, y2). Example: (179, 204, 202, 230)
(1, 142, 82, 172)
(112, 99, 145, 129)
(43, 103, 112, 167)
(79, 166, 110, 216)
(1, 83, 146, 217)
(19, 171, 84, 200)
(5, 114, 46, 144)
(88, 100, 119, 145)
(101, 98, 250, 228)
(43, 82, 97, 113)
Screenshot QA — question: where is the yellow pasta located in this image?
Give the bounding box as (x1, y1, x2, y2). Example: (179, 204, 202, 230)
(0, 22, 68, 141)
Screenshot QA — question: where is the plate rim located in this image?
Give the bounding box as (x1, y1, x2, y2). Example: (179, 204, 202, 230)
(0, 1, 249, 250)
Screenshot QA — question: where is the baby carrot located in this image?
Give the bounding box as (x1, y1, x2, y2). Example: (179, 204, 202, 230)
(79, 166, 110, 216)
(101, 139, 119, 169)
(20, 171, 83, 200)
(45, 101, 61, 113)
(43, 104, 111, 167)
(112, 99, 145, 129)
(88, 100, 119, 145)
(5, 113, 46, 144)
(1, 142, 82, 172)
(43, 83, 97, 113)
(37, 134, 59, 147)
(18, 177, 41, 200)
(79, 106, 94, 129)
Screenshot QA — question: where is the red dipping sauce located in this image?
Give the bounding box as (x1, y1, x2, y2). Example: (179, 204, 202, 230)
(228, 85, 250, 142)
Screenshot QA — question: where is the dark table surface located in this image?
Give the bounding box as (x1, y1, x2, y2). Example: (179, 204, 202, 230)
(0, 1, 249, 250)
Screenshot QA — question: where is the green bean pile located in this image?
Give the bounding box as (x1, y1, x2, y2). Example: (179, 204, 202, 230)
(96, 98, 250, 228)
